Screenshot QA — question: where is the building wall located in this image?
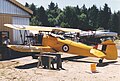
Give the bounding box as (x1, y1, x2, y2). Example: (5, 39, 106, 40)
(0, 0, 30, 16)
(118, 15, 120, 36)
(0, 14, 30, 44)
(0, 0, 31, 44)
(12, 17, 29, 44)
(0, 14, 13, 42)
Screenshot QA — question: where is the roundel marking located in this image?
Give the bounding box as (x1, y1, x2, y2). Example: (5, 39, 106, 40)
(62, 44, 69, 52)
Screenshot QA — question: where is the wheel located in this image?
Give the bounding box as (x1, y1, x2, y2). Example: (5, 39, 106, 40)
(99, 59, 103, 63)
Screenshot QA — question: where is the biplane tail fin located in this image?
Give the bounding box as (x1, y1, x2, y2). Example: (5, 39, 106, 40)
(94, 40, 118, 60)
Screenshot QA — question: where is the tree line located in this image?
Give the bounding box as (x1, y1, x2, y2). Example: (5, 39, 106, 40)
(25, 2, 120, 34)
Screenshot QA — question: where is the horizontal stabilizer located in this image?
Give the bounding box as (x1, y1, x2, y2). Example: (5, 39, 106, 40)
(90, 49, 106, 58)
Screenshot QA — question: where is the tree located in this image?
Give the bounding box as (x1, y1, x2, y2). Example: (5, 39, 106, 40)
(25, 2, 29, 8)
(81, 4, 87, 14)
(26, 2, 120, 34)
(29, 3, 37, 16)
(30, 16, 40, 26)
(97, 7, 103, 28)
(88, 5, 99, 29)
(111, 12, 119, 32)
(48, 2, 56, 10)
(102, 4, 111, 29)
(62, 6, 79, 28)
(56, 12, 65, 26)
(78, 13, 91, 30)
(47, 2, 62, 26)
(79, 5, 90, 30)
(117, 11, 120, 34)
(60, 22, 70, 27)
(37, 6, 49, 26)
(74, 5, 81, 15)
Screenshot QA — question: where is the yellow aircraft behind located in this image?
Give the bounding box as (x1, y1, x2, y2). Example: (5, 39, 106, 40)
(4, 24, 118, 63)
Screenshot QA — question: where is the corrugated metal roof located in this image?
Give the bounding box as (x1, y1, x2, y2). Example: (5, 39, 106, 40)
(8, 0, 33, 15)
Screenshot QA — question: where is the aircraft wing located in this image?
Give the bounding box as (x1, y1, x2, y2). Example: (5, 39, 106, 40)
(4, 24, 81, 32)
(52, 28, 81, 33)
(4, 24, 54, 32)
(7, 45, 56, 53)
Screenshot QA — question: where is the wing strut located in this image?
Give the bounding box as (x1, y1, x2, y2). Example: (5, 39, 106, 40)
(19, 30, 24, 44)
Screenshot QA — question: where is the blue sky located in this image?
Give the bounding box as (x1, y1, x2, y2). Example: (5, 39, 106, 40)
(17, 0, 120, 13)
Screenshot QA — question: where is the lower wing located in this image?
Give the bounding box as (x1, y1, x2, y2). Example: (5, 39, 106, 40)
(7, 45, 56, 53)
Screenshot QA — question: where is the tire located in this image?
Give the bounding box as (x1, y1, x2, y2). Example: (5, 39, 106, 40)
(99, 59, 103, 63)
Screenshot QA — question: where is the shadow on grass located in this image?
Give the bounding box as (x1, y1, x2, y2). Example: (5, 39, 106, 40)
(15, 62, 66, 70)
(97, 61, 118, 67)
(15, 62, 38, 69)
(62, 56, 97, 63)
(62, 56, 118, 67)
(15, 56, 118, 69)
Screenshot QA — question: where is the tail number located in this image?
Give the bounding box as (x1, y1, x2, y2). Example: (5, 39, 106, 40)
(62, 44, 69, 52)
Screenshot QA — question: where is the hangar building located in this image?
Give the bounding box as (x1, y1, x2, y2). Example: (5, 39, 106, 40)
(0, 0, 33, 44)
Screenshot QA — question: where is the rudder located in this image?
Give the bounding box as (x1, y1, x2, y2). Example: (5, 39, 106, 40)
(101, 40, 118, 60)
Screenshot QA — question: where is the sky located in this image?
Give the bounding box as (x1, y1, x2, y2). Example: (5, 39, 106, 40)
(17, 0, 120, 13)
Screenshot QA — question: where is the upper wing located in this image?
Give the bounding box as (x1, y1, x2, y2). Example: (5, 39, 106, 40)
(4, 24, 54, 32)
(4, 24, 81, 32)
(52, 28, 81, 33)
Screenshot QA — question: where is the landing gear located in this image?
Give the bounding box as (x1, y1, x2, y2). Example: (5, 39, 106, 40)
(99, 59, 103, 63)
(32, 55, 38, 59)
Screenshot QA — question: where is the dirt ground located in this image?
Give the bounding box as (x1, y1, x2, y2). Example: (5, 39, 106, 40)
(0, 45, 120, 81)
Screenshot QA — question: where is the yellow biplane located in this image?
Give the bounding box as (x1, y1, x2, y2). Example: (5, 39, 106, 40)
(4, 24, 118, 63)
